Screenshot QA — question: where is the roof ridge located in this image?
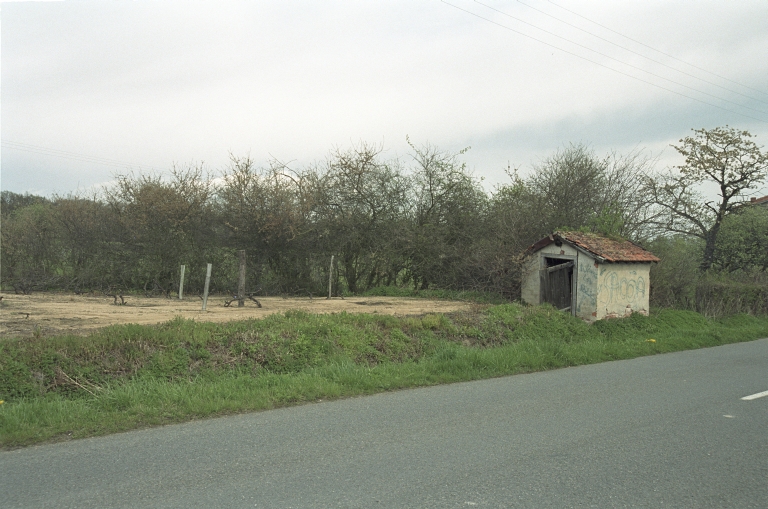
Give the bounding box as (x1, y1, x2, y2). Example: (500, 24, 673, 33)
(530, 231, 660, 263)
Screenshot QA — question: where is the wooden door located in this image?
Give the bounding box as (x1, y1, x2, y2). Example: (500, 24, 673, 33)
(541, 260, 574, 312)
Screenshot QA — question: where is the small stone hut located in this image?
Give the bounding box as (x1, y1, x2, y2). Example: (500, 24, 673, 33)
(521, 231, 660, 322)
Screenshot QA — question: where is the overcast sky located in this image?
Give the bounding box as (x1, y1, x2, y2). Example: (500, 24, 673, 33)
(2, 0, 768, 197)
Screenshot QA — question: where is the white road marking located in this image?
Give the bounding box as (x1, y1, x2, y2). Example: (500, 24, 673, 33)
(723, 415, 734, 418)
(741, 390, 768, 401)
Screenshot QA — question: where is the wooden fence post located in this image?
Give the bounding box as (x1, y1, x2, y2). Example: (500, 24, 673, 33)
(178, 264, 186, 300)
(202, 263, 212, 311)
(327, 255, 334, 299)
(238, 250, 246, 307)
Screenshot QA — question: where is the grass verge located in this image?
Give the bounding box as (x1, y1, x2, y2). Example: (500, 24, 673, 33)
(2, 303, 767, 449)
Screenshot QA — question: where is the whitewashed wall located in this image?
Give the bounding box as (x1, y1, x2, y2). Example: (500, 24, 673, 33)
(521, 243, 578, 307)
(522, 243, 653, 322)
(595, 263, 651, 320)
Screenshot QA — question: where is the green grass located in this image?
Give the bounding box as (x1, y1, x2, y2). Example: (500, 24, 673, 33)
(2, 302, 767, 449)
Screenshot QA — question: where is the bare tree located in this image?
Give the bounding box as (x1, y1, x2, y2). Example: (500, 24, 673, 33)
(524, 143, 655, 239)
(105, 164, 215, 292)
(405, 140, 487, 290)
(309, 142, 409, 293)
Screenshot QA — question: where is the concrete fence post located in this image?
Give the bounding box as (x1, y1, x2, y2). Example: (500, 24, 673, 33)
(202, 263, 212, 311)
(238, 250, 246, 307)
(178, 264, 186, 300)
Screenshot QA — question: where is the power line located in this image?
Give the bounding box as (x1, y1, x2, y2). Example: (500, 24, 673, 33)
(2, 140, 155, 168)
(440, 1, 768, 124)
(511, 0, 768, 107)
(472, 1, 768, 117)
(1, 140, 166, 172)
(546, 0, 768, 99)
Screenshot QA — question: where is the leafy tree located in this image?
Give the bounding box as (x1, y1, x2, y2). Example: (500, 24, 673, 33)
(0, 201, 64, 292)
(54, 195, 121, 290)
(1, 191, 50, 219)
(644, 126, 768, 271)
(714, 205, 768, 272)
(646, 236, 702, 309)
(1, 192, 53, 290)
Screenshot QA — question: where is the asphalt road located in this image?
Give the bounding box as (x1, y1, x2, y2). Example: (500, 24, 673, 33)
(2, 339, 767, 508)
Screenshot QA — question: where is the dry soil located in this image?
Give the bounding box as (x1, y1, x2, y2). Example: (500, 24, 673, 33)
(0, 292, 473, 337)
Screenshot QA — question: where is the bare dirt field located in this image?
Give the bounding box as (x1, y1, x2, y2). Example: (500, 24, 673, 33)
(0, 292, 474, 337)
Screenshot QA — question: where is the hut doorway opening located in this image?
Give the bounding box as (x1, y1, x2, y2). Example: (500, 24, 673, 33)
(542, 257, 574, 313)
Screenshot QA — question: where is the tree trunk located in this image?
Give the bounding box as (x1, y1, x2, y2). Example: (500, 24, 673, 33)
(700, 221, 722, 272)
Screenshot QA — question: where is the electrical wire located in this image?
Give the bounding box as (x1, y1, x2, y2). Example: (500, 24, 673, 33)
(511, 0, 768, 107)
(546, 0, 768, 98)
(1, 140, 165, 172)
(440, 1, 768, 124)
(472, 1, 768, 117)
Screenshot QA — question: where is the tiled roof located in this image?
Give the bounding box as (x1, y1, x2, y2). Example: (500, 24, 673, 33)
(749, 195, 768, 206)
(528, 231, 660, 263)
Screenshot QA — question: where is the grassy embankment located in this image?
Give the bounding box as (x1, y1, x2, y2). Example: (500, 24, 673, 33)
(2, 289, 767, 449)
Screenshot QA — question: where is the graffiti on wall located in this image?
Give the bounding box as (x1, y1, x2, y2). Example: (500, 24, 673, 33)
(576, 260, 597, 313)
(599, 270, 646, 304)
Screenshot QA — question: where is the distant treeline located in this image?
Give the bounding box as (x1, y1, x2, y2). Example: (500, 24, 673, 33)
(2, 140, 766, 314)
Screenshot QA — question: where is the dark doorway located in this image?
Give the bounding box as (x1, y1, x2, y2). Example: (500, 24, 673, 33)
(541, 257, 574, 312)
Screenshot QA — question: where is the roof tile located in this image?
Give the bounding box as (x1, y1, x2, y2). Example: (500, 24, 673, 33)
(528, 231, 660, 263)
(557, 231, 660, 262)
